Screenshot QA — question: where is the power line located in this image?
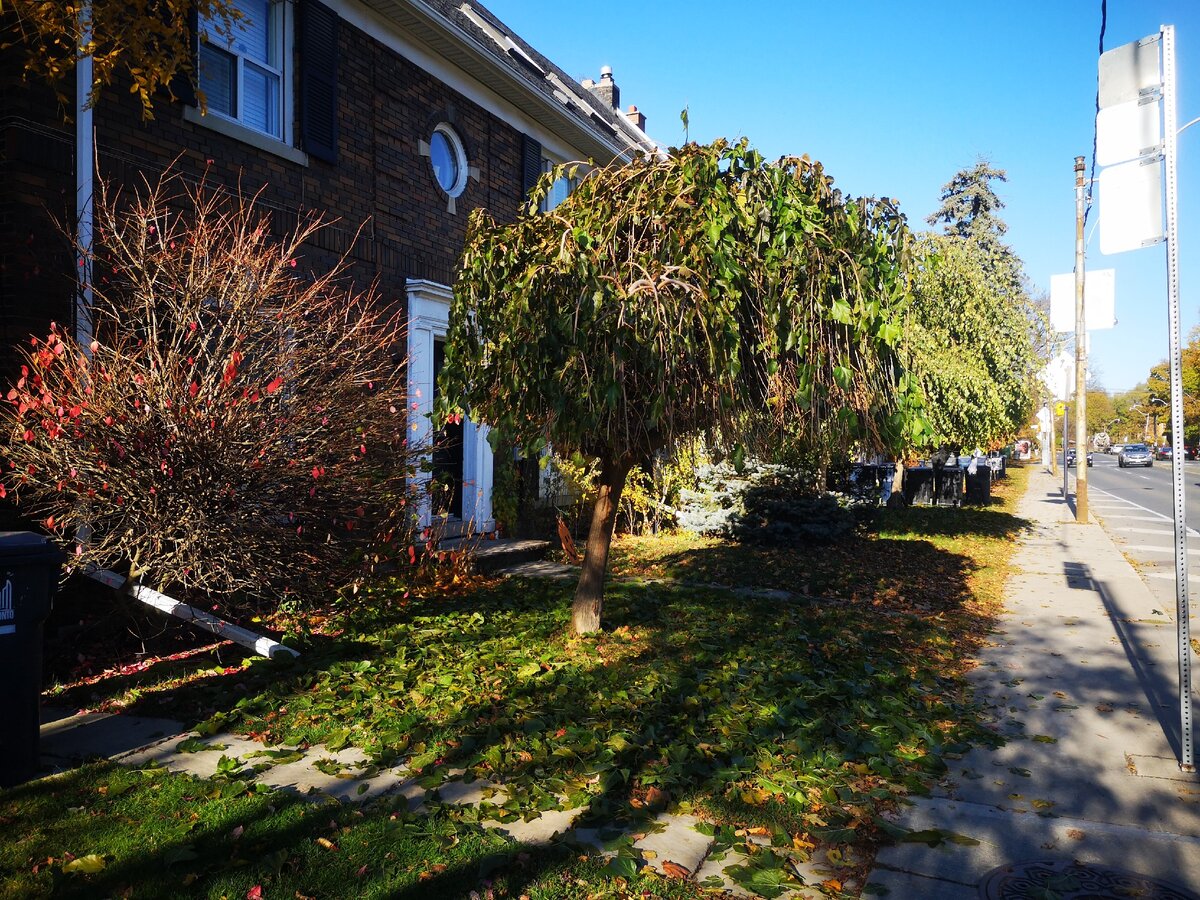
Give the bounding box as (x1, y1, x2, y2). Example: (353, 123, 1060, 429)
(1084, 0, 1108, 226)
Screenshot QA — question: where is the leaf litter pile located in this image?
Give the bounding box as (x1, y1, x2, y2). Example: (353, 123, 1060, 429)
(3, 471, 1029, 898)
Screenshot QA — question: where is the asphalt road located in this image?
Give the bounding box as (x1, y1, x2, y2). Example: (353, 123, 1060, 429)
(1069, 450, 1200, 613)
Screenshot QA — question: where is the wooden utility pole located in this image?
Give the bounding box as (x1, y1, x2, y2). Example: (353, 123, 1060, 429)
(1074, 155, 1088, 523)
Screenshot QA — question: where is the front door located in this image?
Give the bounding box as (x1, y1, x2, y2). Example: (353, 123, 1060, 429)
(431, 339, 463, 519)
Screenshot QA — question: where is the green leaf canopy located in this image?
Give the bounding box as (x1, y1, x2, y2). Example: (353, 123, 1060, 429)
(438, 140, 921, 467)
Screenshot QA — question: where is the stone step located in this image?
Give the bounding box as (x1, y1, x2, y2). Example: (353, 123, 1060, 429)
(633, 812, 712, 877)
(438, 536, 551, 574)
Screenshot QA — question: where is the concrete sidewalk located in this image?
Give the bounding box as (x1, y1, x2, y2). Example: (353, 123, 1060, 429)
(865, 464, 1200, 898)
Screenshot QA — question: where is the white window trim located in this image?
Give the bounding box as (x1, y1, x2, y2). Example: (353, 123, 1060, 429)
(406, 279, 494, 532)
(192, 0, 297, 155)
(417, 124, 479, 214)
(538, 155, 574, 212)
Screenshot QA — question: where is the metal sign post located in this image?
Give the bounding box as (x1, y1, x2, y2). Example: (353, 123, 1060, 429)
(1074, 156, 1088, 524)
(1161, 24, 1192, 773)
(1063, 403, 1070, 499)
(1097, 23, 1192, 772)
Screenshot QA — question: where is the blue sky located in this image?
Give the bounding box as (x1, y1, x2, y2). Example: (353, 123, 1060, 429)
(484, 0, 1199, 395)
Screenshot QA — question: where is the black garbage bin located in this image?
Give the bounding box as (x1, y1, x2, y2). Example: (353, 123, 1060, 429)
(0, 532, 65, 788)
(903, 466, 935, 506)
(964, 464, 992, 505)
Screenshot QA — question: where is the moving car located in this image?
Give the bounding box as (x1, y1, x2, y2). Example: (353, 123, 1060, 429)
(1065, 449, 1094, 467)
(1110, 444, 1126, 455)
(1118, 443, 1154, 468)
(1156, 445, 1174, 461)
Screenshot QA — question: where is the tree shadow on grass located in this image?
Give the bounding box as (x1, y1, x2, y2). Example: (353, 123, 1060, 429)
(872, 504, 1031, 539)
(23, 537, 1010, 897)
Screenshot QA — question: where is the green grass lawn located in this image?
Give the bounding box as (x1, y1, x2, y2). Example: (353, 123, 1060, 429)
(5, 469, 1030, 898)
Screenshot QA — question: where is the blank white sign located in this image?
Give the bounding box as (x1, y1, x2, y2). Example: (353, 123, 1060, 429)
(1099, 34, 1162, 109)
(1099, 158, 1165, 255)
(1097, 98, 1162, 166)
(1049, 269, 1116, 332)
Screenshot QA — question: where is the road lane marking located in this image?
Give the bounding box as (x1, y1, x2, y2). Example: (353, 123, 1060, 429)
(1122, 545, 1200, 555)
(1101, 514, 1184, 523)
(1089, 486, 1200, 537)
(1112, 527, 1177, 536)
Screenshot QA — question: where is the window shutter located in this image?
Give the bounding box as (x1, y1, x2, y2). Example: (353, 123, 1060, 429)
(299, 0, 339, 164)
(521, 134, 541, 198)
(169, 4, 199, 107)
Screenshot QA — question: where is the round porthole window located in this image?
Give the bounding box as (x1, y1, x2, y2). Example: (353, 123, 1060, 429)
(429, 124, 467, 197)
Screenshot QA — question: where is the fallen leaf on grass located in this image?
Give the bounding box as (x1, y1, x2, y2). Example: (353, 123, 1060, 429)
(315, 837, 338, 851)
(246, 886, 263, 900)
(62, 854, 107, 875)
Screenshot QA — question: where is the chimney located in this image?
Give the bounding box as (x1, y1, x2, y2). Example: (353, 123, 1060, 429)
(624, 104, 646, 131)
(587, 65, 619, 110)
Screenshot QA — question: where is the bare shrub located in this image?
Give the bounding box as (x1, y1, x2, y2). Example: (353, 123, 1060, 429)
(1, 171, 421, 605)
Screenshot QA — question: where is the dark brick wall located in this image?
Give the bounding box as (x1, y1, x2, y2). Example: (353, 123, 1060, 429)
(0, 8, 529, 378)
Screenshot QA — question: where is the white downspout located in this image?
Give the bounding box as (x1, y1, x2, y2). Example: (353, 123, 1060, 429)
(75, 0, 94, 349)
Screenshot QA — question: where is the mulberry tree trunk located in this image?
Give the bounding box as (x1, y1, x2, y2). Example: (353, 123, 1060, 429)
(571, 454, 632, 634)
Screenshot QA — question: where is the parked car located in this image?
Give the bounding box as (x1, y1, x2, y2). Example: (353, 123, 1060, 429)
(1066, 449, 1094, 468)
(1156, 445, 1174, 460)
(1118, 443, 1154, 468)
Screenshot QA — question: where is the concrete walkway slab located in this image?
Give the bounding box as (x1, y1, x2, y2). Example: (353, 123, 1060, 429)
(866, 465, 1200, 894)
(40, 708, 184, 765)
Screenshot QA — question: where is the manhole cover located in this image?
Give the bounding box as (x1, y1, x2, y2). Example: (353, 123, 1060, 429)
(980, 859, 1200, 899)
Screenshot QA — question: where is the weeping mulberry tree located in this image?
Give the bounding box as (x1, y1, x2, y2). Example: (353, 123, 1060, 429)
(440, 140, 921, 633)
(1, 171, 421, 605)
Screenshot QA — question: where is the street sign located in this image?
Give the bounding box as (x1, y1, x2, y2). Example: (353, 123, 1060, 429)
(1098, 33, 1162, 108)
(1049, 269, 1116, 331)
(1097, 98, 1163, 166)
(1054, 401, 1066, 417)
(1099, 158, 1165, 254)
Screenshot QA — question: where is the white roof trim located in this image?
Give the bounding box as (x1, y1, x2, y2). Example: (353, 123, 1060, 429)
(329, 0, 602, 161)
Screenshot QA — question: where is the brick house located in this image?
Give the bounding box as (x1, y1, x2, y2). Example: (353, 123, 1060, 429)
(0, 0, 657, 534)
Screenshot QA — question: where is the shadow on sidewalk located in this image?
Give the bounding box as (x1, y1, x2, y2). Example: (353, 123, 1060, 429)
(1066, 560, 1186, 762)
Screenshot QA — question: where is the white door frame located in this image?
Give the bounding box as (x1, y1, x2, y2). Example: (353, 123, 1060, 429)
(406, 279, 494, 532)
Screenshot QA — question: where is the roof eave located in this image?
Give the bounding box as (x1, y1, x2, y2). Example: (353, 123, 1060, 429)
(361, 0, 636, 163)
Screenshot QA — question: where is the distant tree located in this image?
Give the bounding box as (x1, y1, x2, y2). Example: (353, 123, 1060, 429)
(1146, 330, 1200, 446)
(927, 159, 1009, 243)
(1085, 389, 1116, 435)
(1, 0, 239, 117)
(441, 141, 918, 633)
(927, 160, 1026, 300)
(903, 233, 1041, 449)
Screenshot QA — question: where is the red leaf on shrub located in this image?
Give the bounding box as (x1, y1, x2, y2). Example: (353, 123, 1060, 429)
(345, 520, 355, 531)
(0, 485, 6, 499)
(23, 430, 33, 441)
(45, 516, 55, 529)
(408, 546, 416, 564)
(68, 405, 82, 418)
(189, 381, 199, 398)
(266, 377, 284, 395)
(359, 444, 367, 455)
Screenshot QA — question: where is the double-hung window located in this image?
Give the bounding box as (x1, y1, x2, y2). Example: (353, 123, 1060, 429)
(538, 158, 573, 212)
(199, 0, 286, 141)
